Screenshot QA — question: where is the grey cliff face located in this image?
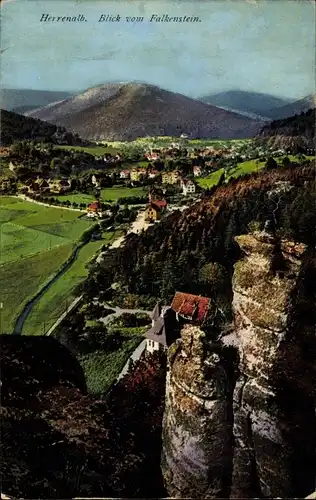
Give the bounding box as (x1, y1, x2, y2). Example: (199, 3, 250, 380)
(231, 232, 316, 498)
(161, 326, 234, 498)
(161, 231, 316, 498)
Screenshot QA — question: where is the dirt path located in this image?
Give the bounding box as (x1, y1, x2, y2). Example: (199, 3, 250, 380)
(17, 194, 85, 212)
(97, 210, 150, 258)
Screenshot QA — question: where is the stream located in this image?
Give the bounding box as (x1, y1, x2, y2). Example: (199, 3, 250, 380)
(13, 243, 84, 335)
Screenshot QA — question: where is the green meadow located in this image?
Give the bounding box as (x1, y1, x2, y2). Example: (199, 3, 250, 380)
(23, 230, 120, 336)
(0, 196, 95, 333)
(197, 154, 315, 189)
(55, 144, 121, 155)
(56, 186, 147, 204)
(78, 337, 142, 395)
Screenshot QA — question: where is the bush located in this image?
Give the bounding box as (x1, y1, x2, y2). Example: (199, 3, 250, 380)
(115, 312, 149, 328)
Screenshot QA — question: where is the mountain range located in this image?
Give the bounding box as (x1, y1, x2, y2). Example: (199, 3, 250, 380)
(0, 88, 73, 114)
(199, 90, 315, 120)
(3, 84, 314, 142)
(25, 83, 263, 141)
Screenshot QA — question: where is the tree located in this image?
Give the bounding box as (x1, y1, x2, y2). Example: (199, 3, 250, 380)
(265, 157, 278, 170)
(282, 157, 291, 168)
(198, 262, 229, 295)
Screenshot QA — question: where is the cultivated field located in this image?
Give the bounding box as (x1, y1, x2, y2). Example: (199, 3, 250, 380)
(0, 196, 94, 333)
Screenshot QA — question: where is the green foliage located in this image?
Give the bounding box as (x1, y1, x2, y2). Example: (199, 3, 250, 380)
(265, 157, 278, 170)
(198, 262, 229, 292)
(94, 163, 316, 311)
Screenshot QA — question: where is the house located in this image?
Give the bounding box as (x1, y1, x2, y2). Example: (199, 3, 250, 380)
(30, 182, 40, 192)
(91, 174, 100, 187)
(87, 201, 101, 217)
(162, 170, 181, 185)
(182, 179, 196, 196)
(144, 203, 160, 222)
(0, 178, 11, 191)
(58, 179, 71, 193)
(145, 303, 180, 353)
(144, 199, 167, 222)
(0, 147, 11, 156)
(145, 152, 160, 161)
(130, 169, 144, 182)
(170, 292, 210, 325)
(49, 178, 70, 193)
(148, 169, 159, 179)
(193, 166, 202, 177)
(120, 169, 130, 179)
(145, 292, 211, 352)
(37, 179, 49, 192)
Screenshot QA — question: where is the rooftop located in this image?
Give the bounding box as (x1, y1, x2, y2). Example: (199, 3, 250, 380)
(152, 199, 167, 210)
(88, 201, 100, 210)
(171, 292, 210, 325)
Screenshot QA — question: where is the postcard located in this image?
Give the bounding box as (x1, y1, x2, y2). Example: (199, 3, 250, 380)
(0, 0, 315, 499)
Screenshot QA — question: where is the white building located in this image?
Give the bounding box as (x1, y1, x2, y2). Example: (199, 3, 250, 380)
(193, 166, 202, 177)
(182, 179, 196, 196)
(91, 174, 100, 187)
(120, 169, 130, 179)
(145, 304, 175, 353)
(146, 338, 162, 354)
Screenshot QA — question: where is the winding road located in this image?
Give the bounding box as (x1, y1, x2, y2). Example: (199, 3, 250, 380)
(99, 304, 152, 325)
(97, 209, 150, 260)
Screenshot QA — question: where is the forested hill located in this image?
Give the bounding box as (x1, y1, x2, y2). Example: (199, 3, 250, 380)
(257, 108, 315, 151)
(86, 162, 316, 311)
(26, 83, 262, 140)
(1, 108, 83, 146)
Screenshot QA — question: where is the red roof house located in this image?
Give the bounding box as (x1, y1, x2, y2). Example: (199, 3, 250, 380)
(87, 201, 101, 213)
(152, 199, 167, 210)
(171, 292, 210, 325)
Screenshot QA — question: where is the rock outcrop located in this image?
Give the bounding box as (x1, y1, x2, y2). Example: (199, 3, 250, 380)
(161, 325, 235, 498)
(162, 229, 316, 498)
(231, 230, 316, 498)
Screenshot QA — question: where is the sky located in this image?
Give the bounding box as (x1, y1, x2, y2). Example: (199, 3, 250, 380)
(1, 0, 315, 99)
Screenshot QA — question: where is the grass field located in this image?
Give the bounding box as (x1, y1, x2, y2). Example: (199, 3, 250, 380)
(23, 231, 120, 335)
(196, 168, 225, 188)
(55, 186, 146, 205)
(0, 197, 92, 265)
(197, 154, 315, 189)
(55, 144, 121, 155)
(0, 196, 96, 333)
(0, 244, 74, 334)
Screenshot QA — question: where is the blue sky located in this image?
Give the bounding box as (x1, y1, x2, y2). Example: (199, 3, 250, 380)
(1, 0, 315, 99)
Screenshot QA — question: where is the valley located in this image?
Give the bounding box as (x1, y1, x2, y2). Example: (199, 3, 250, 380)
(2, 0, 316, 497)
(1, 91, 315, 500)
(0, 196, 96, 333)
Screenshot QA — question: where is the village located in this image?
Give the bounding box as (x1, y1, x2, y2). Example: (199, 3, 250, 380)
(0, 135, 296, 203)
